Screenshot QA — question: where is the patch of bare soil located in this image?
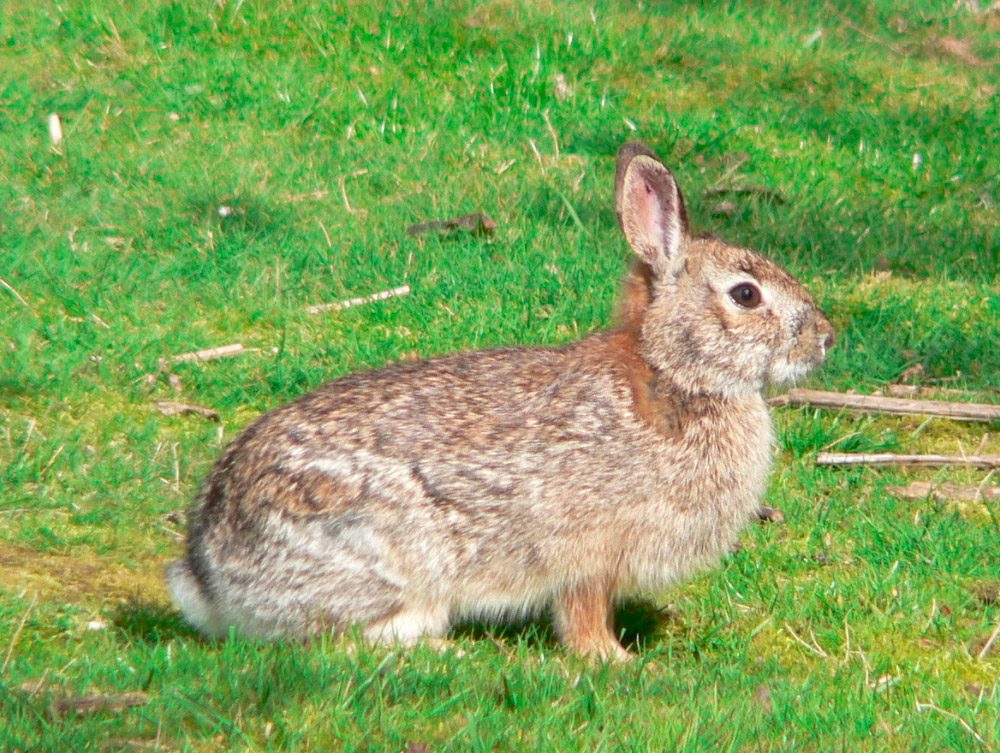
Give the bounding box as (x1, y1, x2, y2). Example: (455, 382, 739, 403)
(0, 544, 170, 605)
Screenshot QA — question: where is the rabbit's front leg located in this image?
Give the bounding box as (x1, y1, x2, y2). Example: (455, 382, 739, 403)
(553, 580, 630, 662)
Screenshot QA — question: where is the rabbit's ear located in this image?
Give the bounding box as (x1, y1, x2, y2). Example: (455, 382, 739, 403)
(615, 143, 689, 278)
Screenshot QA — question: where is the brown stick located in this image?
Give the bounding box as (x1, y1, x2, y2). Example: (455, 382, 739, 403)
(154, 401, 221, 421)
(169, 343, 246, 364)
(770, 388, 1000, 423)
(886, 482, 1000, 502)
(407, 212, 497, 238)
(51, 692, 149, 717)
(306, 284, 411, 314)
(817, 452, 999, 469)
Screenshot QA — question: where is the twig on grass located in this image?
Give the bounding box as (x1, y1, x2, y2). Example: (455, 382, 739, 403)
(306, 285, 411, 314)
(817, 453, 999, 469)
(51, 692, 149, 718)
(39, 445, 65, 478)
(154, 401, 221, 421)
(770, 388, 1000, 423)
(407, 213, 496, 238)
(168, 343, 247, 365)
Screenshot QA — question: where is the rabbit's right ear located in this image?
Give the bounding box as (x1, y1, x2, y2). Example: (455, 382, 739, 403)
(615, 142, 689, 278)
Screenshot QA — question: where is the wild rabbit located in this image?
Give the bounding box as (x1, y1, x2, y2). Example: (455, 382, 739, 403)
(168, 142, 834, 660)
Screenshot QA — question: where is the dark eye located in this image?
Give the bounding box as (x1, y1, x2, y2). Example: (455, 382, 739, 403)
(729, 283, 762, 308)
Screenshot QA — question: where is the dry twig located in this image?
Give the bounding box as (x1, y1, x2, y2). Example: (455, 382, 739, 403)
(51, 692, 149, 718)
(817, 453, 999, 469)
(771, 388, 1000, 423)
(154, 401, 221, 421)
(168, 343, 246, 365)
(306, 285, 411, 315)
(407, 213, 497, 238)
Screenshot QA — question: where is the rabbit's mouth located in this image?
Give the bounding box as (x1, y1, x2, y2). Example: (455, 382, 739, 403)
(769, 335, 831, 385)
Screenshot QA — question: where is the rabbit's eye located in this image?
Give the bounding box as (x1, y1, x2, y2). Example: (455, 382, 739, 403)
(729, 283, 762, 308)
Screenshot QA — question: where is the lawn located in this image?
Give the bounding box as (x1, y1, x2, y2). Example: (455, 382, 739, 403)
(0, 0, 997, 750)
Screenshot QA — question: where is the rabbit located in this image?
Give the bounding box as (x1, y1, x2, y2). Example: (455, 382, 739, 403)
(167, 142, 834, 660)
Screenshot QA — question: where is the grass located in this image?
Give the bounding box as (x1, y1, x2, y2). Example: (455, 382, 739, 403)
(1, 0, 997, 750)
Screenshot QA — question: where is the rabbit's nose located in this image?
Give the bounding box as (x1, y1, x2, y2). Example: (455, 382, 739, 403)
(824, 332, 835, 350)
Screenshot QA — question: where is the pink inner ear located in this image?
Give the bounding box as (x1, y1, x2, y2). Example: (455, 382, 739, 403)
(630, 177, 663, 244)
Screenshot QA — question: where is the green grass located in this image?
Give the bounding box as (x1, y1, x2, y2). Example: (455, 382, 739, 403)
(1, 0, 997, 750)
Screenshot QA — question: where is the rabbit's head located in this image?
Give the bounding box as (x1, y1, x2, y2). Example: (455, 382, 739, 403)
(615, 142, 834, 399)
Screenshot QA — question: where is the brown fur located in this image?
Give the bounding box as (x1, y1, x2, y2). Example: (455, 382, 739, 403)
(554, 579, 626, 660)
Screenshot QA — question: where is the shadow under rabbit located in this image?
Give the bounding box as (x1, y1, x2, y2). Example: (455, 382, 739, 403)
(450, 596, 677, 656)
(122, 594, 677, 656)
(112, 598, 203, 643)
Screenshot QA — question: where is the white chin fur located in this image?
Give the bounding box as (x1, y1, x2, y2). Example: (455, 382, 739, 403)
(768, 359, 813, 386)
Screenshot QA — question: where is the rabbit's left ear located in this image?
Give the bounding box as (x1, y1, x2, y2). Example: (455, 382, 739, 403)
(615, 142, 689, 278)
